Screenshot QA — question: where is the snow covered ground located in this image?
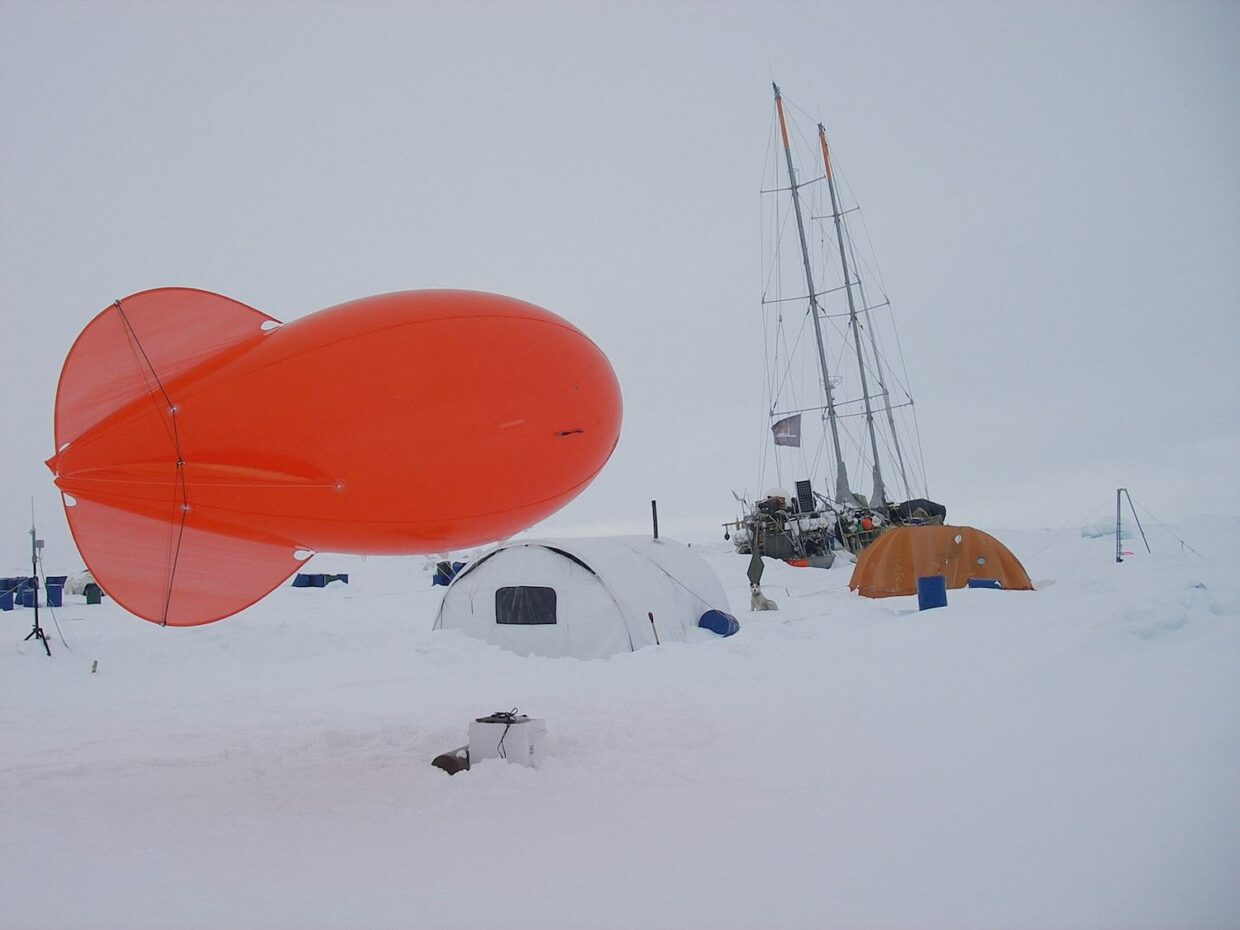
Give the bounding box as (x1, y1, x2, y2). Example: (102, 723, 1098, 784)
(3, 520, 1237, 930)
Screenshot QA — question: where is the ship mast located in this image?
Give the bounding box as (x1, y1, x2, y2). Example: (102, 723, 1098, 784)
(818, 122, 888, 509)
(772, 83, 853, 506)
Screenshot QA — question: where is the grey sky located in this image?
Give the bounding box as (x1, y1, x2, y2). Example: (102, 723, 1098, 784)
(2, 0, 1237, 569)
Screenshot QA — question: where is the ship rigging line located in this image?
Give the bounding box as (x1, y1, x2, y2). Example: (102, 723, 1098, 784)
(834, 168, 930, 494)
(761, 279, 859, 305)
(771, 399, 915, 420)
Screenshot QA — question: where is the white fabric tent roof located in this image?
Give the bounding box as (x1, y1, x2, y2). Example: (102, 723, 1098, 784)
(432, 536, 730, 659)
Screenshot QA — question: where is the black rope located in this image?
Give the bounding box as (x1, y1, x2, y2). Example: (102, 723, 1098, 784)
(161, 500, 189, 627)
(1131, 499, 1203, 557)
(112, 298, 189, 626)
(476, 708, 523, 760)
(112, 301, 180, 454)
(618, 541, 723, 613)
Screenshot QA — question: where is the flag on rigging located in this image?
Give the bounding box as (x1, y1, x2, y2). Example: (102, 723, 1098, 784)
(771, 414, 801, 447)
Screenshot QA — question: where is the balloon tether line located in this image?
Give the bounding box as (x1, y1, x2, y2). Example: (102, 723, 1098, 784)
(112, 299, 189, 626)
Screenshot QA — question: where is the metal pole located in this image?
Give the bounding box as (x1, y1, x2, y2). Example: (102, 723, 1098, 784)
(1115, 488, 1123, 563)
(819, 124, 886, 509)
(651, 499, 659, 540)
(772, 83, 851, 504)
(25, 503, 50, 655)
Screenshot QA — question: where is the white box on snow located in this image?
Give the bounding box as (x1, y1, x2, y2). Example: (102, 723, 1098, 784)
(468, 716, 546, 768)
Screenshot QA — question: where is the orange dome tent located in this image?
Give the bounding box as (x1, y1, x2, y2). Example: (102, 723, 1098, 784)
(848, 525, 1033, 598)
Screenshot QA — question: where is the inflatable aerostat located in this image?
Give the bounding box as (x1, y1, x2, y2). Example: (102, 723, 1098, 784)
(46, 288, 622, 626)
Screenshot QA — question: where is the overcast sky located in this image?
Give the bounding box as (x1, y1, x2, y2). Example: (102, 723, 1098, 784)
(2, 0, 1237, 569)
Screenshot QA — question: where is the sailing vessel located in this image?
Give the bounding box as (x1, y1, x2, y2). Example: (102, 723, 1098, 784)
(725, 84, 944, 564)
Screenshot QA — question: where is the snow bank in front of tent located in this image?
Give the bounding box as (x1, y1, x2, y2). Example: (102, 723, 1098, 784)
(2, 520, 1237, 930)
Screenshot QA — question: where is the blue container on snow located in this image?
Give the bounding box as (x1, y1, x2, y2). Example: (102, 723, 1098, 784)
(0, 589, 12, 611)
(46, 583, 63, 608)
(293, 572, 348, 588)
(967, 578, 1002, 589)
(19, 588, 37, 609)
(917, 575, 948, 611)
(698, 609, 741, 637)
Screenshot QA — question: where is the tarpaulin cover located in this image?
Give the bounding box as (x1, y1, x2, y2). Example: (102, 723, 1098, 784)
(848, 525, 1033, 598)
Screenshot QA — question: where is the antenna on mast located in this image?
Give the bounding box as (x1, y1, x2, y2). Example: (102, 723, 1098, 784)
(24, 497, 50, 656)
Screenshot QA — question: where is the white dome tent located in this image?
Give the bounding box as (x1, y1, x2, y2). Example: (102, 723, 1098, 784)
(432, 536, 732, 659)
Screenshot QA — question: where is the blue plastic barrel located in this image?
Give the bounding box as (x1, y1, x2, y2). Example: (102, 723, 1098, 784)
(917, 575, 948, 611)
(46, 583, 64, 608)
(19, 588, 37, 608)
(967, 578, 1001, 589)
(0, 589, 12, 611)
(698, 609, 741, 637)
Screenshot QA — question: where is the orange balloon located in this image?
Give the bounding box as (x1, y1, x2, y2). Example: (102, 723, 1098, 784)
(47, 288, 622, 626)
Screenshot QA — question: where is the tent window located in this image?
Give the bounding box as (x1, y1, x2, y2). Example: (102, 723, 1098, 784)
(495, 586, 557, 625)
